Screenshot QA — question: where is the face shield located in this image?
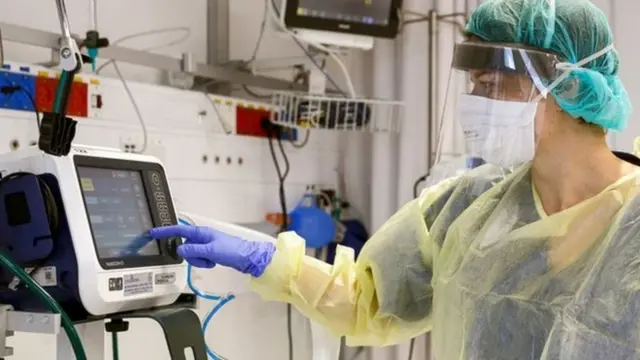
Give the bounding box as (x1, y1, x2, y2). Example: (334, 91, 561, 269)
(436, 41, 563, 170)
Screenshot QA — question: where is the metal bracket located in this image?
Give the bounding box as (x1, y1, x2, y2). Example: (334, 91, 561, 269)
(0, 305, 13, 358)
(0, 21, 307, 92)
(0, 304, 61, 358)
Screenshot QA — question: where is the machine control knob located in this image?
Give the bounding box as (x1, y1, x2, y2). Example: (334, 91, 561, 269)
(166, 237, 181, 260)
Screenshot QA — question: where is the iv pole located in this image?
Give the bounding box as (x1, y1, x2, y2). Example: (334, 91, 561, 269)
(37, 0, 85, 157)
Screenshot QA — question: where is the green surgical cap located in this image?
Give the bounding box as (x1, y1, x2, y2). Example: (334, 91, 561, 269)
(467, 0, 631, 131)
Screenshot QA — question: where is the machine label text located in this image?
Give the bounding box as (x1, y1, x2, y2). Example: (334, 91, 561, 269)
(10, 266, 58, 289)
(155, 272, 176, 285)
(123, 272, 154, 296)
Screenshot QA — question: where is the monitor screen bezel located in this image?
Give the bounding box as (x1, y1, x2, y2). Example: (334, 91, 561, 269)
(283, 0, 403, 39)
(74, 155, 181, 270)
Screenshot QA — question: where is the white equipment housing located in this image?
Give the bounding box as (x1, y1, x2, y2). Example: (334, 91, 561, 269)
(292, 28, 374, 50)
(0, 145, 186, 316)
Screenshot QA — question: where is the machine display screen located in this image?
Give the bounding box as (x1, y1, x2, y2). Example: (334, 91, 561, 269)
(296, 0, 393, 25)
(77, 167, 160, 259)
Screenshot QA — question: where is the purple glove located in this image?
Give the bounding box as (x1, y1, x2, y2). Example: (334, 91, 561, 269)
(148, 225, 276, 277)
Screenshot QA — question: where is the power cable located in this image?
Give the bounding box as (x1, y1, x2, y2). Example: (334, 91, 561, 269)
(264, 123, 293, 360)
(268, 0, 348, 97)
(243, 1, 342, 99)
(95, 27, 192, 75)
(241, 0, 271, 98)
(348, 346, 366, 360)
(242, 84, 272, 99)
(179, 219, 231, 360)
(203, 93, 233, 134)
(289, 130, 310, 148)
(0, 85, 41, 129)
(88, 15, 192, 153)
(413, 172, 429, 199)
(111, 61, 148, 153)
(408, 338, 416, 360)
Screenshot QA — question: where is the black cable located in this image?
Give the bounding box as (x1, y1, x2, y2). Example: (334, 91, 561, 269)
(269, 0, 347, 97)
(286, 303, 294, 360)
(290, 130, 310, 149)
(413, 173, 429, 199)
(276, 134, 294, 360)
(242, 84, 272, 99)
(408, 338, 415, 360)
(0, 85, 41, 128)
(348, 346, 365, 360)
(265, 127, 290, 230)
(265, 124, 293, 360)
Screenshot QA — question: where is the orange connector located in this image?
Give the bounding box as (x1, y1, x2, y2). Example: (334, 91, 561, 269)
(265, 213, 290, 226)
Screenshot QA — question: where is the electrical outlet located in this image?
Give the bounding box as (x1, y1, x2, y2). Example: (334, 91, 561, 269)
(203, 154, 244, 166)
(119, 137, 138, 153)
(236, 105, 298, 141)
(35, 76, 88, 117)
(9, 139, 20, 151)
(6, 138, 39, 152)
(88, 81, 103, 119)
(123, 144, 138, 153)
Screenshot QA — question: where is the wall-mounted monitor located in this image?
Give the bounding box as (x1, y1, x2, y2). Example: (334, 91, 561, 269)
(282, 0, 403, 49)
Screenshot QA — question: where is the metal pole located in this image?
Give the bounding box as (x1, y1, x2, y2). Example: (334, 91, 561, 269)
(205, 0, 232, 94)
(0, 22, 308, 91)
(427, 10, 438, 172)
(54, 0, 72, 39)
(89, 0, 98, 31)
(0, 29, 4, 66)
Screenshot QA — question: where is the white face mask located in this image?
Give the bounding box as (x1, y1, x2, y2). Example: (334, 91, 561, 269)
(458, 94, 538, 168)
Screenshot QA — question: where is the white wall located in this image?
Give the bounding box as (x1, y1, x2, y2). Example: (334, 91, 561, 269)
(0, 1, 372, 359)
(598, 0, 640, 151)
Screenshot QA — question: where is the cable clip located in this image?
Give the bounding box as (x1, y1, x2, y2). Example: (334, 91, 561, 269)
(38, 113, 77, 156)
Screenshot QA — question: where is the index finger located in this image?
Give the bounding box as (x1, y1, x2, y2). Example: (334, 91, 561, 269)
(148, 224, 195, 239)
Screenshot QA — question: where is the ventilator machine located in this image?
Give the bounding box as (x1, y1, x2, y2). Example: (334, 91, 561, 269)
(0, 144, 217, 359)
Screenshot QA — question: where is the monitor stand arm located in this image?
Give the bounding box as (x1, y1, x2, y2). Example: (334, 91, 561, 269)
(106, 308, 208, 360)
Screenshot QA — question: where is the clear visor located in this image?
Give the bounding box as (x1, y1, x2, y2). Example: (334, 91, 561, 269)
(434, 41, 563, 173)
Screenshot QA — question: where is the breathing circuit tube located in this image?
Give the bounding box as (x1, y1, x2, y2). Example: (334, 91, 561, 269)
(0, 250, 87, 359)
(179, 218, 234, 360)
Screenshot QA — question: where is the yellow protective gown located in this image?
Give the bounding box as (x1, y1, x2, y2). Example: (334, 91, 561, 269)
(251, 163, 640, 359)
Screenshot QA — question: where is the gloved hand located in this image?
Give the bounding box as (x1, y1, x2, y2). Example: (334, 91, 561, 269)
(148, 225, 276, 277)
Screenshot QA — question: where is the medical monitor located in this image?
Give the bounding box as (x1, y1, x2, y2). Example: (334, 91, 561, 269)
(0, 145, 186, 317)
(283, 0, 403, 40)
(74, 156, 182, 270)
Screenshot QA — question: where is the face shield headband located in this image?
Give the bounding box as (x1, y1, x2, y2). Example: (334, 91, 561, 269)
(442, 41, 614, 169)
(452, 41, 615, 101)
